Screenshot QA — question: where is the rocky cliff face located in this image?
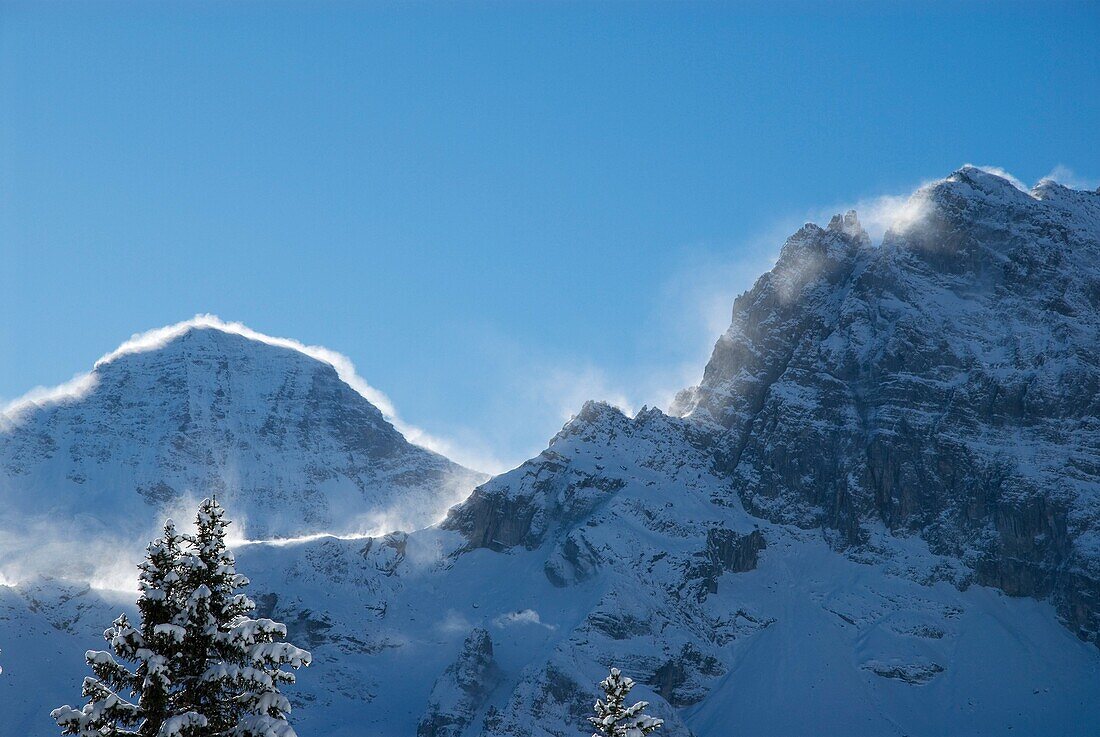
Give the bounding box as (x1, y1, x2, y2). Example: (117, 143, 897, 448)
(418, 627, 500, 737)
(671, 167, 1100, 644)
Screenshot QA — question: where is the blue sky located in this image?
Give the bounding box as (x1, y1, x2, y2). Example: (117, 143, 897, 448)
(2, 0, 1098, 471)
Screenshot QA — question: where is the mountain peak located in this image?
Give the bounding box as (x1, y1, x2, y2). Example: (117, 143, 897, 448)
(827, 209, 868, 243)
(95, 315, 323, 371)
(0, 316, 487, 562)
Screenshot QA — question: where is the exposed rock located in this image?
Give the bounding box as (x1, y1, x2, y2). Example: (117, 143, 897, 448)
(544, 528, 602, 587)
(674, 167, 1100, 644)
(863, 659, 945, 685)
(418, 628, 499, 737)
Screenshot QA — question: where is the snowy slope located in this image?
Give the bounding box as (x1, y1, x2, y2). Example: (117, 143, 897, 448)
(2, 166, 1099, 736)
(3, 402, 1098, 736)
(0, 320, 486, 582)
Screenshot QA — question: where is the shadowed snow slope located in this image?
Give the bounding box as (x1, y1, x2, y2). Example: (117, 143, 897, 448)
(1, 167, 1099, 736)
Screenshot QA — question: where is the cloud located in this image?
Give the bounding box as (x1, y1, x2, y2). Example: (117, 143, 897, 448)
(492, 608, 556, 630)
(1040, 165, 1099, 191)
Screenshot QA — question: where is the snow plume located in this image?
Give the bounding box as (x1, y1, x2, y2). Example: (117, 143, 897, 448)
(99, 315, 471, 466)
(1040, 165, 1099, 191)
(650, 236, 784, 370)
(0, 372, 99, 427)
(812, 165, 1038, 246)
(0, 491, 300, 591)
(812, 182, 935, 245)
(0, 517, 143, 592)
(237, 469, 479, 545)
(2, 314, 496, 475)
(0, 490, 209, 592)
(965, 164, 1029, 192)
(847, 191, 931, 242)
(536, 364, 636, 423)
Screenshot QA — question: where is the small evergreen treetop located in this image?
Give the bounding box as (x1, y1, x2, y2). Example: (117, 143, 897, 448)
(589, 667, 663, 737)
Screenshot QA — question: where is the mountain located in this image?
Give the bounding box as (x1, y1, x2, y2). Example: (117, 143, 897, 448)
(0, 320, 486, 580)
(4, 401, 1096, 736)
(671, 166, 1100, 645)
(1, 167, 1099, 736)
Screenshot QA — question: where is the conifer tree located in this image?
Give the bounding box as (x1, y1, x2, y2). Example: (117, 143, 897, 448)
(589, 667, 663, 737)
(135, 520, 184, 736)
(53, 501, 310, 737)
(173, 498, 311, 737)
(52, 520, 182, 737)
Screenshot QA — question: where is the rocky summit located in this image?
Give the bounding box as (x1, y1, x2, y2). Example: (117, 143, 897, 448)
(672, 166, 1100, 646)
(1, 167, 1098, 736)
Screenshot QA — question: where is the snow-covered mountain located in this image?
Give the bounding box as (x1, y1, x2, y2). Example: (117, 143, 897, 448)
(1, 166, 1099, 736)
(3, 402, 1098, 736)
(671, 166, 1100, 646)
(0, 320, 486, 581)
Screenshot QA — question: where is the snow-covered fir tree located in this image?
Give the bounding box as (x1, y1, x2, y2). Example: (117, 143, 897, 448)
(53, 501, 310, 737)
(135, 519, 184, 735)
(52, 520, 183, 736)
(172, 498, 311, 737)
(589, 667, 663, 737)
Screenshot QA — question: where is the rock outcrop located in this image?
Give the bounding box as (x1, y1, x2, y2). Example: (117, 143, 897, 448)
(418, 628, 499, 737)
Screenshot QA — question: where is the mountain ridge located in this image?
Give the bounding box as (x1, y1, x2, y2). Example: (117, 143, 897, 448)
(1, 165, 1099, 735)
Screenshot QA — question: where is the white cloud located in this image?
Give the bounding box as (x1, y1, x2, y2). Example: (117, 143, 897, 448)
(492, 608, 556, 630)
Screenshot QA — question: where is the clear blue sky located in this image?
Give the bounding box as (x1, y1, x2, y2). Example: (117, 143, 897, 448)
(2, 1, 1098, 471)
